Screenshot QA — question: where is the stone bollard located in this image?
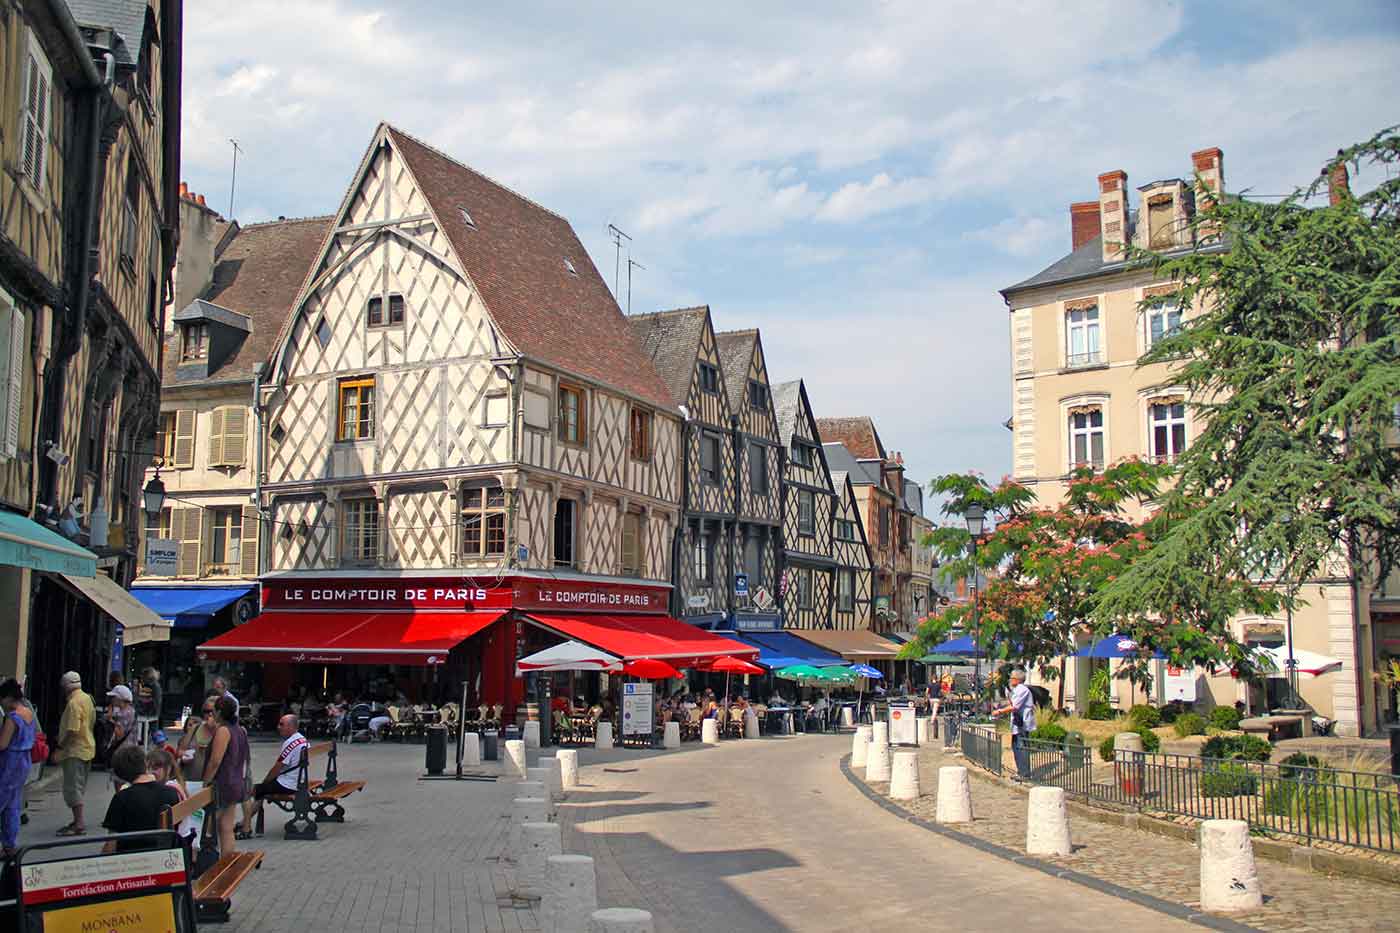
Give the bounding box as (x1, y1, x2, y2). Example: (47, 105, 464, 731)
(1200, 820, 1263, 912)
(701, 718, 719, 745)
(865, 734, 892, 783)
(595, 721, 614, 750)
(1026, 786, 1072, 856)
(557, 749, 580, 789)
(517, 821, 563, 899)
(462, 732, 482, 767)
(663, 721, 681, 748)
(935, 765, 973, 823)
(872, 720, 889, 748)
(851, 725, 872, 767)
(542, 854, 598, 933)
(588, 908, 655, 933)
(508, 797, 551, 862)
(524, 720, 541, 749)
(889, 750, 920, 800)
(840, 705, 854, 728)
(744, 709, 759, 739)
(505, 739, 528, 778)
(915, 717, 930, 746)
(543, 756, 565, 800)
(1113, 732, 1145, 796)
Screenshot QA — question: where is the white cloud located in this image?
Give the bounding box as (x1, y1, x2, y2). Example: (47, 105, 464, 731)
(817, 172, 937, 223)
(964, 215, 1061, 258)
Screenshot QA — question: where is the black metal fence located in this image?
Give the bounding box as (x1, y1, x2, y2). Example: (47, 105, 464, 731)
(960, 723, 1003, 776)
(1003, 738, 1400, 854)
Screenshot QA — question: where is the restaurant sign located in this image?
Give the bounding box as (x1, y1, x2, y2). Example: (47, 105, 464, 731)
(261, 574, 670, 614)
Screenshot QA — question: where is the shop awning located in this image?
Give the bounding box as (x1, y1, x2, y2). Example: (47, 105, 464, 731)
(517, 640, 621, 675)
(131, 585, 255, 628)
(56, 573, 171, 646)
(197, 610, 504, 666)
(0, 511, 97, 576)
(727, 631, 847, 670)
(795, 628, 902, 659)
(524, 612, 758, 666)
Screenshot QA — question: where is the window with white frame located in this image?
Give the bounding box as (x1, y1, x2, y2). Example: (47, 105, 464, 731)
(1148, 400, 1187, 463)
(342, 498, 379, 564)
(1146, 302, 1183, 347)
(1065, 305, 1102, 367)
(1068, 407, 1105, 471)
(692, 526, 712, 583)
(209, 507, 243, 574)
(797, 489, 815, 535)
(796, 567, 813, 608)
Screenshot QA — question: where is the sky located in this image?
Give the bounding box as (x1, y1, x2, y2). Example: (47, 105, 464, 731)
(178, 1, 1400, 520)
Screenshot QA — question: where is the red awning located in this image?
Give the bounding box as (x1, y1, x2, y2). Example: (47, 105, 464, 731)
(524, 613, 759, 666)
(197, 610, 503, 666)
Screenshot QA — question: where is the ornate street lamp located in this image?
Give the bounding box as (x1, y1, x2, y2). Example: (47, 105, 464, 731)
(142, 473, 166, 519)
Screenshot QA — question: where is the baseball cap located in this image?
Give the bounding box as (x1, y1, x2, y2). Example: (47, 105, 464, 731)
(61, 671, 81, 688)
(106, 684, 133, 702)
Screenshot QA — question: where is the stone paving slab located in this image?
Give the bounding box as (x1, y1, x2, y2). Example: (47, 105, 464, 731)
(857, 742, 1400, 933)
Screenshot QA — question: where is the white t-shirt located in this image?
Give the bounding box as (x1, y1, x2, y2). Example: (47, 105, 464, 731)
(276, 732, 309, 790)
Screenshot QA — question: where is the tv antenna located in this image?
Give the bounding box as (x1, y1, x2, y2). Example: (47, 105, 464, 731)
(607, 223, 631, 301)
(626, 258, 645, 315)
(227, 138, 244, 219)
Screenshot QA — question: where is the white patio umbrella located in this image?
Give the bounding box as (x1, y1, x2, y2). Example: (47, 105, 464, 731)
(515, 640, 622, 675)
(1254, 645, 1343, 678)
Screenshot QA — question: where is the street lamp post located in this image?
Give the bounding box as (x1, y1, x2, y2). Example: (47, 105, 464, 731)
(142, 473, 166, 520)
(965, 503, 985, 698)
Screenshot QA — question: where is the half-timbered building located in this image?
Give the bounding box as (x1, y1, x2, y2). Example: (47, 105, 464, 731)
(830, 469, 875, 630)
(772, 379, 834, 628)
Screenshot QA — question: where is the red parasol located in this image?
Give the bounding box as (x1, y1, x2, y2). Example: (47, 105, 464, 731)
(701, 656, 765, 675)
(622, 658, 682, 679)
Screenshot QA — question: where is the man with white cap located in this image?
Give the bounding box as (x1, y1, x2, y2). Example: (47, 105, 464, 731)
(53, 672, 95, 835)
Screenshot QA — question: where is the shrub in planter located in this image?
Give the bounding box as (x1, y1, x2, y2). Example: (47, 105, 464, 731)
(1086, 700, 1114, 721)
(1128, 704, 1162, 729)
(1200, 734, 1273, 762)
(1098, 735, 1116, 762)
(1208, 705, 1243, 731)
(1201, 763, 1258, 798)
(1172, 712, 1207, 738)
(1030, 723, 1068, 743)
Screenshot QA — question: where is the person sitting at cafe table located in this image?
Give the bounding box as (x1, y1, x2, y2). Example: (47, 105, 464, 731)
(101, 744, 180, 854)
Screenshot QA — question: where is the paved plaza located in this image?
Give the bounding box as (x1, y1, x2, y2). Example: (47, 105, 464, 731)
(16, 732, 1399, 931)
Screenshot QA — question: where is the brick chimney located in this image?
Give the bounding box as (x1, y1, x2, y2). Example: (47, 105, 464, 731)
(179, 181, 189, 199)
(1098, 170, 1128, 262)
(1191, 147, 1224, 239)
(1071, 201, 1100, 250)
(1327, 150, 1350, 205)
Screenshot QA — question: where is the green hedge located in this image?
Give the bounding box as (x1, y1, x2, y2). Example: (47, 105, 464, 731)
(1201, 763, 1258, 798)
(1030, 723, 1068, 743)
(1208, 705, 1243, 730)
(1128, 704, 1162, 729)
(1172, 712, 1206, 737)
(1200, 733, 1273, 762)
(1085, 700, 1115, 721)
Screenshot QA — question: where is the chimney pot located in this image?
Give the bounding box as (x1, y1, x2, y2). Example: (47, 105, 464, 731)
(179, 181, 189, 198)
(1097, 171, 1129, 262)
(1070, 201, 1101, 250)
(196, 194, 206, 206)
(1190, 147, 1225, 239)
(1327, 150, 1350, 206)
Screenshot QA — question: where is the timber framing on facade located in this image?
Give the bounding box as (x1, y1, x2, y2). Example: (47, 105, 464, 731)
(772, 379, 836, 628)
(261, 123, 680, 587)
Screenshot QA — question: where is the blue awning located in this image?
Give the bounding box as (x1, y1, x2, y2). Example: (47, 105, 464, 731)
(0, 510, 97, 577)
(130, 585, 255, 628)
(727, 631, 847, 670)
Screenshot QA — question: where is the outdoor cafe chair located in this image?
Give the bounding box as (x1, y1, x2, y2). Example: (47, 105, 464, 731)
(725, 707, 745, 738)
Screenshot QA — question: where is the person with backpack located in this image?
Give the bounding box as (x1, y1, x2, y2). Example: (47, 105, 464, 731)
(0, 678, 38, 857)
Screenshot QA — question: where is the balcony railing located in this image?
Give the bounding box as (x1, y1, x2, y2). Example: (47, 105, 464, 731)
(1065, 349, 1105, 368)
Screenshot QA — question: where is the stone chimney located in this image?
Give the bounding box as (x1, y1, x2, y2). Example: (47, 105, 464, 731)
(1098, 170, 1128, 262)
(1327, 151, 1350, 205)
(179, 180, 189, 199)
(1071, 201, 1100, 250)
(1191, 147, 1224, 239)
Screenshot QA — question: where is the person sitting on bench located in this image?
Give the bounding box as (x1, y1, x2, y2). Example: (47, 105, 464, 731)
(252, 714, 308, 823)
(101, 744, 179, 854)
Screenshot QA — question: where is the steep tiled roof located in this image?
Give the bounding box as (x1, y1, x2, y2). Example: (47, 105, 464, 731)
(626, 307, 710, 408)
(164, 215, 332, 385)
(386, 127, 673, 410)
(816, 417, 885, 461)
(903, 478, 925, 517)
(714, 329, 756, 410)
(823, 442, 879, 485)
(66, 0, 148, 65)
(771, 379, 803, 447)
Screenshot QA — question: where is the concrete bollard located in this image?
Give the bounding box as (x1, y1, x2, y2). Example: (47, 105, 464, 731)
(663, 721, 681, 748)
(517, 821, 563, 899)
(840, 705, 854, 728)
(595, 721, 613, 750)
(524, 720, 541, 749)
(865, 735, 892, 782)
(508, 797, 551, 862)
(588, 908, 655, 933)
(871, 720, 889, 749)
(935, 765, 973, 823)
(557, 749, 579, 789)
(1113, 732, 1146, 796)
(915, 717, 930, 746)
(851, 725, 872, 767)
(505, 739, 528, 777)
(1026, 786, 1072, 856)
(744, 708, 759, 739)
(1200, 820, 1263, 912)
(462, 732, 482, 767)
(701, 718, 719, 744)
(889, 750, 920, 800)
(543, 756, 565, 800)
(542, 854, 598, 933)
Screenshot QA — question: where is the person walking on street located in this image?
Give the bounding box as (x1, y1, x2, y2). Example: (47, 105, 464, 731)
(104, 685, 137, 786)
(201, 696, 248, 855)
(992, 668, 1036, 782)
(54, 671, 95, 835)
(0, 679, 37, 856)
(211, 677, 239, 717)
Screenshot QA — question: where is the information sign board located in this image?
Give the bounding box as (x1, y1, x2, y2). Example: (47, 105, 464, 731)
(20, 846, 189, 933)
(888, 704, 918, 745)
(1163, 665, 1198, 703)
(622, 682, 654, 736)
(145, 538, 177, 576)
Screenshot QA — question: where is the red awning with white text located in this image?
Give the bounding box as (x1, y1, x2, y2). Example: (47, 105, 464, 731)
(524, 612, 758, 666)
(197, 610, 504, 666)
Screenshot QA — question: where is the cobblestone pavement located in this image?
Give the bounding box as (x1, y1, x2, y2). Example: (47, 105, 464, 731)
(858, 742, 1400, 933)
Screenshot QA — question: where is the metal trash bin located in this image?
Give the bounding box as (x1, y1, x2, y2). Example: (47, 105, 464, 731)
(1065, 731, 1087, 769)
(425, 724, 448, 775)
(483, 729, 499, 761)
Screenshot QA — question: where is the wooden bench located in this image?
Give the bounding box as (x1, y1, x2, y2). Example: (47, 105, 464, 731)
(160, 784, 264, 924)
(257, 740, 366, 840)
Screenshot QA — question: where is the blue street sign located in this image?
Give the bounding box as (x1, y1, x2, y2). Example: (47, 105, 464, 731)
(735, 573, 749, 597)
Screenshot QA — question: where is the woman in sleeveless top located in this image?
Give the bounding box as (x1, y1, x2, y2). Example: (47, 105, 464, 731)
(201, 695, 249, 855)
(179, 692, 219, 781)
(0, 678, 38, 856)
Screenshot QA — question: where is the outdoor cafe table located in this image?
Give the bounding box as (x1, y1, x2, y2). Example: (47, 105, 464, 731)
(765, 706, 796, 735)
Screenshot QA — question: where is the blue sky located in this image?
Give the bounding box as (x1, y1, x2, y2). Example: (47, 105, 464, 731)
(179, 1, 1400, 519)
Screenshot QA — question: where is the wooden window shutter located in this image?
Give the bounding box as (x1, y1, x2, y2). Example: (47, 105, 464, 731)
(176, 508, 201, 576)
(221, 407, 247, 467)
(207, 408, 225, 466)
(172, 409, 195, 468)
(240, 505, 259, 577)
(20, 45, 50, 191)
(0, 299, 20, 460)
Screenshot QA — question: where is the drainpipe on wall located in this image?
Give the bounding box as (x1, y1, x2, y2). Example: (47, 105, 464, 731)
(251, 363, 265, 576)
(728, 413, 740, 623)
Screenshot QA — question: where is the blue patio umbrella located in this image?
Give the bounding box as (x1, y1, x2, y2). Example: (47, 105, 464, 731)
(933, 636, 986, 658)
(1075, 634, 1165, 659)
(848, 663, 883, 680)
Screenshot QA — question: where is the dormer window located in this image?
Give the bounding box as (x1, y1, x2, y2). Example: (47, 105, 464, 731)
(180, 322, 208, 361)
(698, 363, 720, 395)
(367, 294, 405, 327)
(459, 207, 477, 229)
(748, 380, 768, 410)
(563, 257, 578, 276)
(1147, 193, 1175, 250)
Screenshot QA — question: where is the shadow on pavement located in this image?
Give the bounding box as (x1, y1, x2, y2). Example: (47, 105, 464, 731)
(566, 800, 713, 824)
